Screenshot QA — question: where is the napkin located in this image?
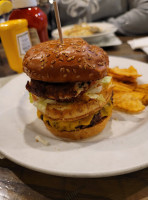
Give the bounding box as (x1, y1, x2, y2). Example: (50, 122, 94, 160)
(127, 37, 148, 55)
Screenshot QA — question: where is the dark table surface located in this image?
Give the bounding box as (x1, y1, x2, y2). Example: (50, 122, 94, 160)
(0, 35, 148, 200)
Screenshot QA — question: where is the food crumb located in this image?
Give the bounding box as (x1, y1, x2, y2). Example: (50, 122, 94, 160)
(113, 118, 118, 121)
(35, 135, 49, 146)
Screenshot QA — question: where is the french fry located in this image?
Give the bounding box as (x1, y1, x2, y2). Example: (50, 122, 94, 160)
(112, 79, 135, 92)
(135, 84, 148, 93)
(113, 92, 145, 113)
(108, 66, 141, 83)
(108, 65, 148, 113)
(142, 94, 148, 106)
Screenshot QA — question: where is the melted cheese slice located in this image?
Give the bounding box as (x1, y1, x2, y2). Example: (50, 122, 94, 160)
(38, 111, 94, 132)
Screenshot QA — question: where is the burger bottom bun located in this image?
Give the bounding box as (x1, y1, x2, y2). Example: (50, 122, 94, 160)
(43, 114, 111, 141)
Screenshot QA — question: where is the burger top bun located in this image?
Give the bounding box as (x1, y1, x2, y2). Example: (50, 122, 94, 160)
(23, 38, 109, 83)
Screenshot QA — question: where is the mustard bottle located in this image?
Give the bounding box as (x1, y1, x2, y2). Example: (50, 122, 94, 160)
(0, 19, 32, 73)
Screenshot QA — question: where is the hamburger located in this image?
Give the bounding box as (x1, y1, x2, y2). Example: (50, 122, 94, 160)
(23, 38, 113, 140)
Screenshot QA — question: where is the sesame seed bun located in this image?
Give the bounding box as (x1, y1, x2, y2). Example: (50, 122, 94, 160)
(23, 38, 112, 140)
(23, 38, 109, 82)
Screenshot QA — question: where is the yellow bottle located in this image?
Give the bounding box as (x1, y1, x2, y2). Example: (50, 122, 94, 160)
(0, 0, 12, 15)
(0, 19, 32, 73)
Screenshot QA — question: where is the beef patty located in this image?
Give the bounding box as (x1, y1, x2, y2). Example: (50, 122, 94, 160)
(26, 79, 91, 102)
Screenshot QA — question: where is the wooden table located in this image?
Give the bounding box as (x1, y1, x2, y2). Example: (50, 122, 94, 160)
(0, 36, 148, 200)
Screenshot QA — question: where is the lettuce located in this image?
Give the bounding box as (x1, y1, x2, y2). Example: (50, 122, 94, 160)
(100, 76, 112, 86)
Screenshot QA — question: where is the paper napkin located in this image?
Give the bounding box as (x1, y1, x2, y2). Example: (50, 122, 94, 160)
(127, 37, 148, 55)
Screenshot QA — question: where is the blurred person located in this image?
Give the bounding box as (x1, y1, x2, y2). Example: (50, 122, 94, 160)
(48, 0, 148, 35)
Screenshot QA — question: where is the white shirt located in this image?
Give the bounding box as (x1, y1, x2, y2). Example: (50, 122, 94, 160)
(56, 0, 148, 35)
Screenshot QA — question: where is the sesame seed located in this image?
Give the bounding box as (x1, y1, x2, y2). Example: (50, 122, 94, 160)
(98, 62, 104, 65)
(60, 68, 65, 72)
(79, 65, 82, 68)
(87, 64, 92, 67)
(65, 54, 69, 57)
(51, 60, 56, 64)
(56, 54, 60, 58)
(88, 54, 92, 60)
(66, 69, 70, 73)
(59, 57, 64, 61)
(84, 64, 87, 69)
(78, 58, 81, 62)
(76, 75, 80, 79)
(73, 69, 76, 73)
(50, 65, 54, 68)
(67, 58, 72, 62)
(63, 74, 67, 78)
(67, 56, 75, 61)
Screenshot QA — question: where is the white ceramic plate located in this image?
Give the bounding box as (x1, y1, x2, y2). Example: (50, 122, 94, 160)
(52, 22, 117, 43)
(90, 33, 122, 47)
(0, 56, 148, 178)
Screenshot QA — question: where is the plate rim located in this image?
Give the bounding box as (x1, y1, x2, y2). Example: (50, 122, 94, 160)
(0, 56, 148, 178)
(51, 22, 117, 39)
(0, 149, 148, 178)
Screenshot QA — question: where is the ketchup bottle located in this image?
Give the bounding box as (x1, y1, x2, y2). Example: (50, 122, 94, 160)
(9, 0, 49, 46)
